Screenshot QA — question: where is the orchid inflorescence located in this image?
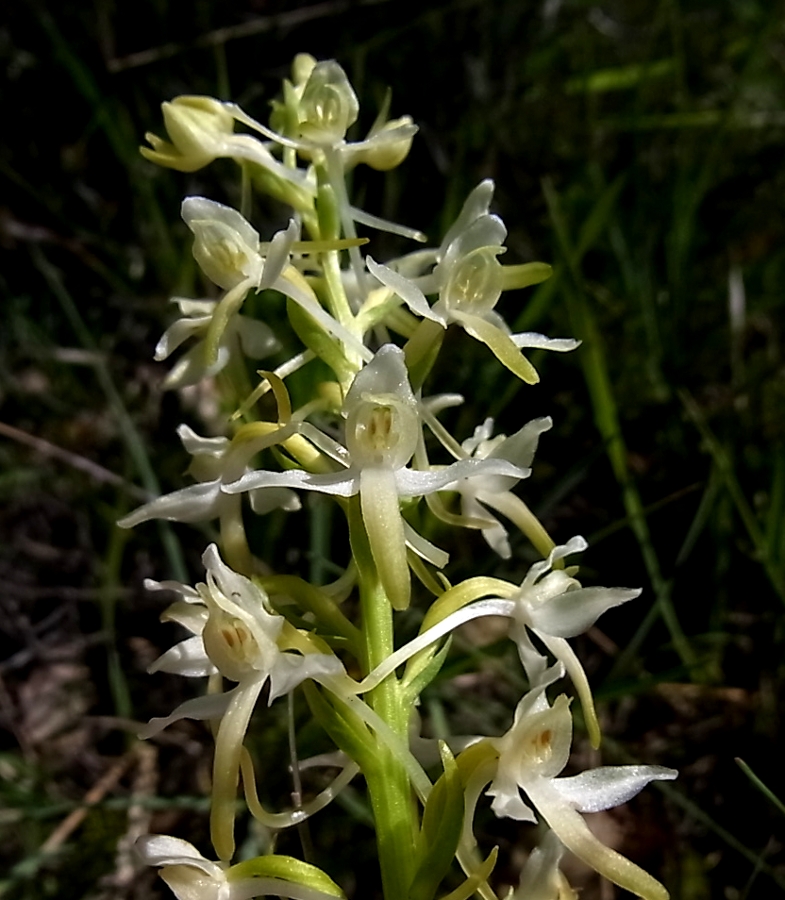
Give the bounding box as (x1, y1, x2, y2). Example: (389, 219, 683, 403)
(124, 54, 676, 900)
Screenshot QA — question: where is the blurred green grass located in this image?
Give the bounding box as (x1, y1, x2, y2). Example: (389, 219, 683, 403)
(1, 1, 785, 897)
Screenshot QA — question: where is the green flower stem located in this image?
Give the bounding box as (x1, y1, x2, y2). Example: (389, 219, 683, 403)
(314, 161, 355, 330)
(349, 499, 418, 900)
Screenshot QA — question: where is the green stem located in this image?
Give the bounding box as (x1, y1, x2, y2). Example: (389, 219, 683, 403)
(349, 499, 418, 900)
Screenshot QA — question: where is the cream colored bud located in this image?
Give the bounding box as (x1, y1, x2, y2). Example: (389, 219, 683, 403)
(358, 116, 416, 170)
(140, 96, 234, 173)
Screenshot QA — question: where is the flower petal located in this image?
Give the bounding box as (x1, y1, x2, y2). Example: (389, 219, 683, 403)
(366, 257, 446, 324)
(149, 635, 215, 677)
(135, 835, 221, 875)
(451, 311, 540, 384)
(139, 688, 237, 739)
(555, 765, 677, 813)
(118, 480, 223, 528)
(533, 585, 642, 638)
(360, 467, 410, 610)
(522, 778, 671, 900)
(510, 332, 580, 352)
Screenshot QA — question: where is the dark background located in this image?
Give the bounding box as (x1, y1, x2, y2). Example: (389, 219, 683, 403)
(1, 1, 785, 898)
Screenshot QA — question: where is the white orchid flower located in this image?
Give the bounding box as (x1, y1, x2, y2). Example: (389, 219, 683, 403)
(140, 94, 314, 197)
(154, 297, 279, 390)
(352, 537, 639, 747)
(367, 181, 577, 383)
(118, 424, 300, 530)
(139, 545, 343, 860)
(223, 345, 531, 610)
(430, 415, 554, 559)
(181, 198, 371, 368)
(136, 835, 345, 900)
(511, 830, 577, 900)
(483, 680, 676, 900)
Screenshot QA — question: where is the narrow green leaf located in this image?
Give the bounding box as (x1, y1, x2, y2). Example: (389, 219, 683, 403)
(409, 744, 464, 900)
(736, 758, 785, 818)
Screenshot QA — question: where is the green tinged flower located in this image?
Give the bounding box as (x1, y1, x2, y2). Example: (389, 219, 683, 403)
(141, 96, 235, 172)
(136, 835, 345, 900)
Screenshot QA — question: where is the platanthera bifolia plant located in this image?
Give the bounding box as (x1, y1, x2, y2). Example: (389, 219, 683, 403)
(122, 54, 676, 900)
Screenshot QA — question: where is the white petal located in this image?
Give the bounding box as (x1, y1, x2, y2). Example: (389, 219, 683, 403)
(493, 417, 552, 470)
(139, 688, 236, 739)
(366, 257, 446, 324)
(118, 480, 223, 528)
(530, 586, 642, 638)
(395, 457, 529, 498)
(249, 486, 302, 514)
(268, 652, 345, 704)
(181, 196, 259, 252)
(439, 180, 495, 257)
(235, 316, 280, 358)
(523, 777, 672, 900)
(441, 214, 507, 271)
(161, 600, 209, 632)
(344, 343, 416, 405)
(172, 297, 216, 316)
(513, 830, 571, 900)
(135, 835, 220, 875)
(402, 520, 449, 568)
(154, 316, 209, 361)
(260, 219, 299, 290)
(177, 424, 229, 456)
(555, 765, 677, 813)
(224, 467, 359, 499)
(149, 636, 215, 677)
(488, 770, 538, 822)
(162, 342, 230, 390)
(143, 578, 201, 602)
(511, 332, 580, 352)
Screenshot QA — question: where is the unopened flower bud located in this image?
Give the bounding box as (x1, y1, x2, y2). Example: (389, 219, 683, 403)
(141, 96, 234, 172)
(354, 116, 416, 171)
(292, 52, 318, 87)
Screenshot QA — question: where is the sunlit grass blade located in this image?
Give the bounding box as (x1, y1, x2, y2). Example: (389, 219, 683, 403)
(679, 388, 785, 604)
(542, 177, 697, 675)
(735, 758, 785, 818)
